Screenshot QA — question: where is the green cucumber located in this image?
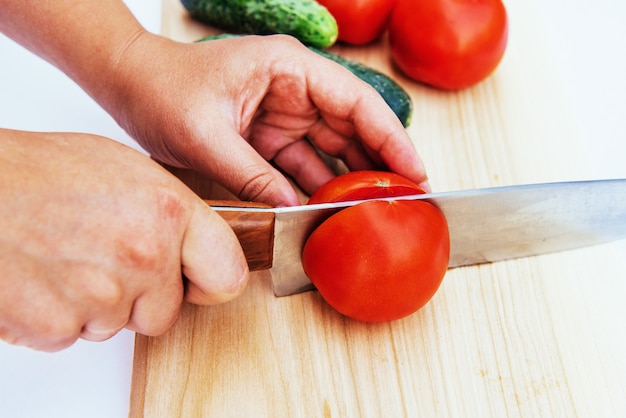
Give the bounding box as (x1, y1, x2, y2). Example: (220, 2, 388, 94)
(181, 0, 338, 48)
(197, 34, 413, 127)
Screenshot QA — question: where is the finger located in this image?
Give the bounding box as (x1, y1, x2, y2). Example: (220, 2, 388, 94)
(272, 138, 336, 195)
(80, 312, 130, 342)
(113, 238, 185, 338)
(23, 335, 79, 352)
(3, 318, 81, 352)
(306, 58, 429, 186)
(80, 323, 127, 342)
(181, 200, 250, 306)
(307, 118, 383, 170)
(0, 291, 85, 351)
(249, 110, 379, 194)
(192, 132, 301, 207)
(246, 111, 337, 195)
(126, 279, 183, 336)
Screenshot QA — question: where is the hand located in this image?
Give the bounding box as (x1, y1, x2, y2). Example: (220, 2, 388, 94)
(99, 33, 429, 206)
(0, 129, 248, 351)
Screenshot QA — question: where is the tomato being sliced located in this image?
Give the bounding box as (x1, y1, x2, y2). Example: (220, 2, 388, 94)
(307, 170, 427, 204)
(302, 171, 450, 322)
(316, 0, 396, 45)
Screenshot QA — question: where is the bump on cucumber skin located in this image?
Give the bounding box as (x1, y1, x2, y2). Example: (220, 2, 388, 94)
(196, 34, 413, 127)
(181, 0, 338, 48)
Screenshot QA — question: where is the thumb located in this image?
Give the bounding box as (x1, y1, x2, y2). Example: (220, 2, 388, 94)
(181, 200, 249, 305)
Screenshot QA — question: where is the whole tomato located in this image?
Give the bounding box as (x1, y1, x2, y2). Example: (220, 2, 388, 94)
(388, 0, 509, 90)
(316, 0, 397, 45)
(302, 171, 450, 322)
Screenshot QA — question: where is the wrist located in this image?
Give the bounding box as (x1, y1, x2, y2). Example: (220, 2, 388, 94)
(91, 32, 179, 139)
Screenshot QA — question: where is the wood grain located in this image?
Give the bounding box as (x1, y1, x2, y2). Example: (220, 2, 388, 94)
(210, 202, 275, 271)
(130, 1, 626, 417)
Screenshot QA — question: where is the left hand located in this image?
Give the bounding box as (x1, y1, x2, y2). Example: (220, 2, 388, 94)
(98, 33, 428, 206)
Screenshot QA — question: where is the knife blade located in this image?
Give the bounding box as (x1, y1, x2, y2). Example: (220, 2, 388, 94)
(210, 179, 626, 297)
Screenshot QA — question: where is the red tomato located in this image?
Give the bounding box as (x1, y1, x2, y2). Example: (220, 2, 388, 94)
(302, 171, 450, 322)
(317, 0, 397, 45)
(308, 170, 426, 204)
(388, 0, 509, 90)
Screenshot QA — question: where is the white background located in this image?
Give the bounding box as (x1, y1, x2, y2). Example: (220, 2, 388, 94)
(535, 0, 626, 180)
(1, 1, 624, 417)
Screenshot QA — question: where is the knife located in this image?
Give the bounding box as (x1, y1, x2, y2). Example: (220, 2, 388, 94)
(209, 179, 626, 297)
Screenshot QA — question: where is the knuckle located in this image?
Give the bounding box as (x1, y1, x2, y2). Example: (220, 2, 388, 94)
(113, 190, 187, 274)
(264, 33, 300, 48)
(154, 187, 188, 225)
(115, 236, 165, 275)
(88, 276, 125, 307)
(237, 168, 277, 202)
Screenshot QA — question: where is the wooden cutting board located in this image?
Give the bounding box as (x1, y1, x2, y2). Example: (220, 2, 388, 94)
(130, 1, 626, 416)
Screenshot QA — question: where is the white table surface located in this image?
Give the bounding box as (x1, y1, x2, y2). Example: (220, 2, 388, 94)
(1, 1, 624, 417)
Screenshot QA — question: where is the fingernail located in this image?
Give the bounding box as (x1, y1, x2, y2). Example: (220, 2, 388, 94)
(419, 180, 432, 193)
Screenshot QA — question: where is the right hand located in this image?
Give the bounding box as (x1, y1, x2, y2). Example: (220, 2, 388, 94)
(0, 128, 248, 352)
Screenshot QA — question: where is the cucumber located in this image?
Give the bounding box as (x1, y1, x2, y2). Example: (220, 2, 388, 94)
(197, 34, 413, 127)
(181, 0, 338, 48)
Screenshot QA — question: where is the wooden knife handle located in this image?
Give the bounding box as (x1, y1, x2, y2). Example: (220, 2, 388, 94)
(205, 200, 276, 271)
